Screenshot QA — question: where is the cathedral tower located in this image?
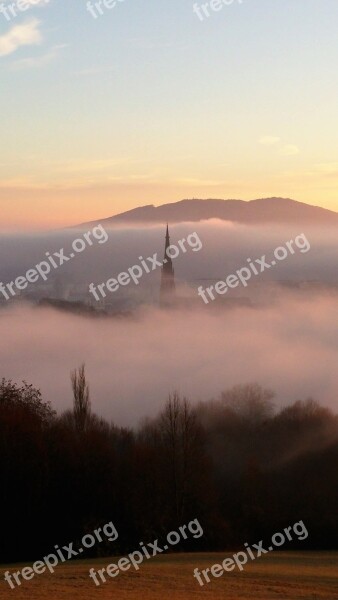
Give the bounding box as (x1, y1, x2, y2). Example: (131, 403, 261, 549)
(160, 224, 176, 306)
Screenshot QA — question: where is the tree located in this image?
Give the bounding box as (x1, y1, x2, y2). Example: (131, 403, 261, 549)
(221, 383, 275, 426)
(159, 392, 203, 521)
(0, 378, 55, 424)
(71, 364, 91, 432)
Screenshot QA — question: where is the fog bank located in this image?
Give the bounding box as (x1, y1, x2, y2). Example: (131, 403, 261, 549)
(1, 294, 338, 425)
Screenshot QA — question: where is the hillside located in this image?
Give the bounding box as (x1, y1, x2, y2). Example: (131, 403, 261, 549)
(78, 197, 338, 228)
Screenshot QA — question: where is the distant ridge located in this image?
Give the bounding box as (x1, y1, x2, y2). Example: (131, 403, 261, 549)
(78, 197, 338, 227)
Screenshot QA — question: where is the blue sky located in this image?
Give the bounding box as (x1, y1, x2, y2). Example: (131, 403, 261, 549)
(1, 0, 338, 228)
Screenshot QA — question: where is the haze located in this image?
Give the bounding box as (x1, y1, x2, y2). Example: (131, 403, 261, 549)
(0, 291, 338, 425)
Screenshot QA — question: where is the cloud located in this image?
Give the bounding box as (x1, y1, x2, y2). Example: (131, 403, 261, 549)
(126, 37, 188, 51)
(76, 66, 116, 76)
(25, 0, 50, 5)
(258, 138, 300, 157)
(281, 144, 300, 156)
(0, 18, 42, 57)
(315, 162, 338, 176)
(11, 43, 68, 70)
(259, 136, 281, 146)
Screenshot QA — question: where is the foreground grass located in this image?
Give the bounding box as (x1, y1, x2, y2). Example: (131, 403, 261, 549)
(1, 552, 337, 600)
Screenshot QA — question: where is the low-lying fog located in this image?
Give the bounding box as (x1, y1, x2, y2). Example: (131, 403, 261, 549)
(1, 293, 338, 425)
(1, 220, 338, 424)
(0, 220, 338, 286)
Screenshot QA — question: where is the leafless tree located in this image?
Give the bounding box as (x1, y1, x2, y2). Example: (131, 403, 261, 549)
(221, 383, 275, 426)
(71, 364, 91, 433)
(160, 392, 200, 520)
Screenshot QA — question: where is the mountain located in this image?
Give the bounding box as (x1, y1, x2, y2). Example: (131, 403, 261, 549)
(78, 197, 338, 227)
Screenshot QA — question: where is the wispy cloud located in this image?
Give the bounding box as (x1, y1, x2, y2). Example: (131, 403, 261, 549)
(0, 18, 42, 57)
(76, 65, 116, 76)
(281, 144, 300, 156)
(26, 0, 50, 5)
(11, 43, 68, 69)
(258, 136, 281, 146)
(315, 162, 338, 176)
(126, 37, 188, 51)
(259, 136, 300, 157)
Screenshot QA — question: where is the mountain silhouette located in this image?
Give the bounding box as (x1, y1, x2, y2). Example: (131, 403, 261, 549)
(78, 197, 338, 227)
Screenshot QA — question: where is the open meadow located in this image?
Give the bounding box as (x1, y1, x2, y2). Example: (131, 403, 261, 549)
(1, 552, 337, 600)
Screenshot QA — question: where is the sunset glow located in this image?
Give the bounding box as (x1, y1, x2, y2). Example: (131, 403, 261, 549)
(1, 0, 338, 229)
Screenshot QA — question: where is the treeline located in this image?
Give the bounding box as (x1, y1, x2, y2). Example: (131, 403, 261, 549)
(0, 371, 337, 563)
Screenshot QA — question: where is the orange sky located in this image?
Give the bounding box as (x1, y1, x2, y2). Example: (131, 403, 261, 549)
(1, 1, 338, 231)
(1, 177, 337, 231)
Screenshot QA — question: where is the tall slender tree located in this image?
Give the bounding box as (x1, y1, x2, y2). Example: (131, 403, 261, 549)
(71, 364, 91, 432)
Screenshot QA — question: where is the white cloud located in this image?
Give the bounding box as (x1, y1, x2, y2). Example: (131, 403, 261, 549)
(76, 66, 116, 76)
(0, 19, 42, 57)
(24, 0, 50, 5)
(11, 43, 68, 69)
(258, 137, 300, 156)
(281, 144, 300, 156)
(259, 136, 281, 146)
(315, 162, 338, 175)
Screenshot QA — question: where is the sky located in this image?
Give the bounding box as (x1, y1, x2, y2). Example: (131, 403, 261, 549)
(1, 0, 338, 229)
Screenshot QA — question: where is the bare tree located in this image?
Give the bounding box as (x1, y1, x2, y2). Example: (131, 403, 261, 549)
(221, 383, 275, 426)
(71, 364, 91, 432)
(160, 392, 200, 520)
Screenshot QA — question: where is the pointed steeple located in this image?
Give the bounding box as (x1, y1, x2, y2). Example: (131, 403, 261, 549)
(160, 224, 175, 307)
(164, 224, 170, 259)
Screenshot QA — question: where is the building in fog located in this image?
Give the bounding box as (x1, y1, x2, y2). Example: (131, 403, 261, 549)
(160, 225, 176, 307)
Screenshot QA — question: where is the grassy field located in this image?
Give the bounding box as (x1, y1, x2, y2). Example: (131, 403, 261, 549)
(1, 552, 337, 600)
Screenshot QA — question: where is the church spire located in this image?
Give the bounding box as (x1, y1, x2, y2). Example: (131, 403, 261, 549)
(165, 223, 170, 249)
(160, 224, 175, 306)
